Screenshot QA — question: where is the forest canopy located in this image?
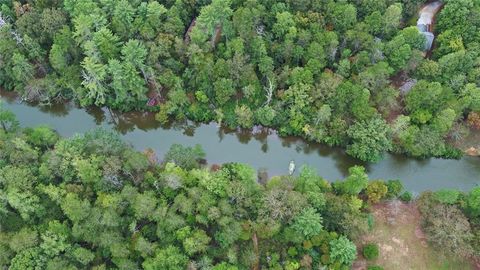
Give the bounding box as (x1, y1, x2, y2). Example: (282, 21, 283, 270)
(1, 103, 479, 269)
(0, 0, 479, 162)
(0, 110, 387, 270)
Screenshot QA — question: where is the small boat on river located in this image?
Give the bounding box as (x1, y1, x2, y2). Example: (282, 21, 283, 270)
(288, 160, 295, 175)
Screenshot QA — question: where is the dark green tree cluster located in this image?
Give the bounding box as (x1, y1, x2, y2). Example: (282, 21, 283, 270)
(0, 0, 473, 162)
(0, 109, 394, 270)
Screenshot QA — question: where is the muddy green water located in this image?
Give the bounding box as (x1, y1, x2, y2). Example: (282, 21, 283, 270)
(1, 93, 479, 192)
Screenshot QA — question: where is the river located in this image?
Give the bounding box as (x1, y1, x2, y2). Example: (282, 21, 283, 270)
(1, 2, 478, 192)
(1, 92, 478, 193)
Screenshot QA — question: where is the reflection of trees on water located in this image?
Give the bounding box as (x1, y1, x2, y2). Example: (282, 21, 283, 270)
(277, 135, 367, 177)
(182, 123, 198, 137)
(90, 107, 203, 136)
(261, 142, 269, 153)
(99, 108, 161, 134)
(0, 90, 73, 117)
(236, 129, 252, 144)
(217, 126, 225, 142)
(86, 106, 106, 125)
(36, 103, 71, 117)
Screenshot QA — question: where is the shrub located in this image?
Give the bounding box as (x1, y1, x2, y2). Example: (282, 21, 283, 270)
(467, 111, 480, 129)
(433, 189, 460, 204)
(367, 214, 375, 231)
(366, 181, 388, 203)
(385, 180, 403, 199)
(441, 146, 463, 159)
(362, 243, 379, 260)
(329, 236, 357, 266)
(164, 144, 206, 170)
(422, 204, 474, 257)
(399, 191, 412, 202)
(367, 266, 384, 270)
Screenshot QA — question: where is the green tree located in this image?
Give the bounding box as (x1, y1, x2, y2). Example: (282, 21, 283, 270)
(79, 56, 108, 106)
(383, 3, 402, 36)
(0, 102, 19, 132)
(235, 105, 254, 128)
(433, 189, 460, 205)
(11, 53, 35, 95)
(191, 0, 233, 45)
(255, 106, 277, 127)
(329, 236, 357, 266)
(9, 247, 46, 270)
(366, 181, 388, 203)
(465, 187, 480, 219)
(24, 126, 59, 149)
(93, 27, 121, 61)
(358, 62, 394, 93)
(385, 180, 403, 199)
(405, 80, 446, 123)
(346, 118, 392, 162)
(9, 228, 38, 253)
(214, 78, 235, 106)
(183, 230, 211, 255)
(335, 166, 369, 195)
(73, 247, 95, 266)
(142, 246, 188, 270)
(164, 144, 206, 170)
(291, 207, 323, 239)
(111, 0, 135, 39)
(329, 3, 357, 33)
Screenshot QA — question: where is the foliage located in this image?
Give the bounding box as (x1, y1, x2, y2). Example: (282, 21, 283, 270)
(0, 101, 19, 133)
(366, 181, 388, 203)
(163, 144, 206, 170)
(335, 166, 369, 196)
(362, 243, 380, 260)
(0, 106, 479, 268)
(433, 189, 460, 205)
(0, 0, 472, 162)
(329, 236, 357, 266)
(346, 118, 392, 163)
(417, 191, 478, 258)
(399, 191, 413, 202)
(465, 187, 480, 219)
(290, 207, 323, 239)
(0, 120, 381, 269)
(385, 180, 403, 199)
(467, 112, 480, 129)
(418, 193, 475, 258)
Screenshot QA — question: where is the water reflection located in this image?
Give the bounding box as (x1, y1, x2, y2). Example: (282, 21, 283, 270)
(1, 89, 479, 192)
(37, 102, 71, 117)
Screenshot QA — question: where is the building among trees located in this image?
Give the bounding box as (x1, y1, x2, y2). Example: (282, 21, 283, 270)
(417, 1, 443, 51)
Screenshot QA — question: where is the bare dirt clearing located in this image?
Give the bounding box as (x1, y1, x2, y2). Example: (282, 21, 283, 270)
(353, 201, 476, 270)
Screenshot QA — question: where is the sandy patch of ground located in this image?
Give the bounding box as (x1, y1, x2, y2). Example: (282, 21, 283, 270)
(453, 128, 480, 156)
(353, 200, 476, 270)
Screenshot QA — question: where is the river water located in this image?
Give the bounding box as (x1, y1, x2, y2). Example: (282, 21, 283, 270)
(1, 92, 478, 193)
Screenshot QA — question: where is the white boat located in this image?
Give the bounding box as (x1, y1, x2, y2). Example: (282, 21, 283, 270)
(288, 160, 295, 175)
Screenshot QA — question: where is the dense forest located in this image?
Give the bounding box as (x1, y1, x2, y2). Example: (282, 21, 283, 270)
(0, 107, 479, 270)
(1, 0, 479, 161)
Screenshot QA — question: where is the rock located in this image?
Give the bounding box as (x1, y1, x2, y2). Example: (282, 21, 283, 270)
(465, 147, 479, 156)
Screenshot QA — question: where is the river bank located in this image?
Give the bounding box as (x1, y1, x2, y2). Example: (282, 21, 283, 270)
(1, 93, 479, 192)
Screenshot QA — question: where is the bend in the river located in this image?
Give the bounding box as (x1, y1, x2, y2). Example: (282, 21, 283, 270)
(0, 2, 477, 193)
(1, 93, 479, 193)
